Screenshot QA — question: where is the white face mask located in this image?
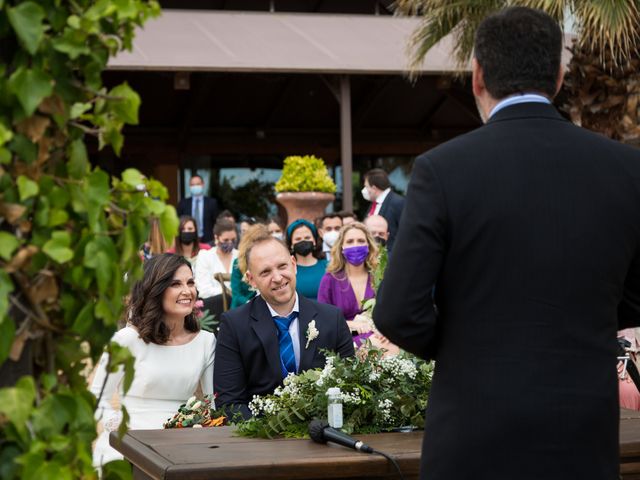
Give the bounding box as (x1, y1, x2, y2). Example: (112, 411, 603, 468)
(272, 232, 284, 241)
(323, 230, 340, 248)
(361, 186, 371, 202)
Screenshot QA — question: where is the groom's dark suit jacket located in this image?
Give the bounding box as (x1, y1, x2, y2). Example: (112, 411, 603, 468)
(214, 295, 354, 419)
(374, 102, 640, 480)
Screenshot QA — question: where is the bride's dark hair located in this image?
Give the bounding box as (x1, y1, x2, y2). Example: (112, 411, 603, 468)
(129, 253, 200, 344)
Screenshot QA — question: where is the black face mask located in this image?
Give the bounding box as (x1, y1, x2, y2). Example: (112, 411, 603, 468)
(293, 240, 315, 257)
(374, 236, 387, 247)
(180, 231, 197, 245)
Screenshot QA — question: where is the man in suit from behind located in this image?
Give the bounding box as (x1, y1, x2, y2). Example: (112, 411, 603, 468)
(214, 225, 354, 419)
(177, 174, 218, 244)
(362, 168, 404, 253)
(374, 7, 640, 480)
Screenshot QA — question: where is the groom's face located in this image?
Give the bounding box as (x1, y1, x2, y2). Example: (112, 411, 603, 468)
(246, 239, 297, 309)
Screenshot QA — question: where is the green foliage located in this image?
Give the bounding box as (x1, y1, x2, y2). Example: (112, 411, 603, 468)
(233, 349, 433, 438)
(274, 155, 337, 193)
(217, 177, 275, 219)
(0, 0, 163, 478)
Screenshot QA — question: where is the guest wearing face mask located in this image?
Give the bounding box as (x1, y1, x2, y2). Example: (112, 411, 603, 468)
(363, 214, 389, 248)
(361, 169, 404, 254)
(318, 213, 343, 262)
(195, 218, 238, 316)
(167, 216, 212, 270)
(266, 216, 285, 241)
(286, 219, 327, 301)
(177, 174, 219, 245)
(317, 222, 379, 346)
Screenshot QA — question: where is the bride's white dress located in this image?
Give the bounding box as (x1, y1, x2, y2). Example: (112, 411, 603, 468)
(90, 326, 216, 466)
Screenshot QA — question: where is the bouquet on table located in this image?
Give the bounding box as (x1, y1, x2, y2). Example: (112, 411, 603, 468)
(236, 347, 434, 438)
(163, 395, 225, 429)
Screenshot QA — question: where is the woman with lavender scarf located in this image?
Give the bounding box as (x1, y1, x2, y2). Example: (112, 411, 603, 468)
(317, 222, 379, 347)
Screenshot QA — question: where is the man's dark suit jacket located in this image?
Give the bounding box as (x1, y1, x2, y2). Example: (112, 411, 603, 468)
(373, 190, 404, 253)
(214, 295, 354, 419)
(374, 102, 640, 480)
(176, 196, 218, 244)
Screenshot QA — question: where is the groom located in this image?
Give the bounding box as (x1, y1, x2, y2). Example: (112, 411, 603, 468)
(214, 226, 354, 419)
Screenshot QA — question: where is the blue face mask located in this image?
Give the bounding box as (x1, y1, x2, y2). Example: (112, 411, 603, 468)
(190, 185, 204, 196)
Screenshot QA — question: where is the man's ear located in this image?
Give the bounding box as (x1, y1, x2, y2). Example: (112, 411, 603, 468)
(471, 57, 485, 97)
(291, 255, 297, 274)
(245, 271, 257, 289)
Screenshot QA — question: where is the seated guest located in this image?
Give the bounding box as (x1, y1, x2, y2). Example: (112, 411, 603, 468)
(140, 218, 166, 261)
(318, 213, 343, 261)
(266, 215, 285, 241)
(195, 218, 238, 315)
(318, 222, 378, 346)
(91, 254, 215, 467)
(619, 328, 640, 410)
(339, 211, 358, 225)
(167, 216, 211, 270)
(214, 226, 354, 419)
(363, 214, 389, 247)
(286, 219, 327, 301)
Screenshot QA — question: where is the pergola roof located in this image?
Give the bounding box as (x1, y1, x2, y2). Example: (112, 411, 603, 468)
(108, 10, 468, 75)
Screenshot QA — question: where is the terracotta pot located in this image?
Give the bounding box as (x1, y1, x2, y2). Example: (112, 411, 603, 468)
(276, 192, 335, 225)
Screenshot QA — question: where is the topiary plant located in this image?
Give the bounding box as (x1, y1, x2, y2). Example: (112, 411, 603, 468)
(274, 155, 337, 194)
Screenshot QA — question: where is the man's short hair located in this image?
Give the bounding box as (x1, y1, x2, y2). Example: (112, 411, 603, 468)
(190, 174, 203, 183)
(474, 7, 562, 99)
(238, 224, 288, 275)
(364, 169, 391, 191)
(320, 213, 343, 226)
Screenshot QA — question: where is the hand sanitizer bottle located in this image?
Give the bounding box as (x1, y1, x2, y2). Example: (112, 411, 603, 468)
(326, 387, 343, 429)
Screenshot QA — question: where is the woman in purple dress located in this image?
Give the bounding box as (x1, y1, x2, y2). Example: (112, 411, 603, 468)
(317, 222, 379, 346)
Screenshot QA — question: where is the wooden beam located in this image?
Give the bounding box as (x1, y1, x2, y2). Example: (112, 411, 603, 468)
(340, 75, 353, 212)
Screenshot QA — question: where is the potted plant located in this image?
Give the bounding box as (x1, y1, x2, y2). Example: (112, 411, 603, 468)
(275, 155, 337, 224)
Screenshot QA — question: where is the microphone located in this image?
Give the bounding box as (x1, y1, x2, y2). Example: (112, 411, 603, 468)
(308, 420, 374, 454)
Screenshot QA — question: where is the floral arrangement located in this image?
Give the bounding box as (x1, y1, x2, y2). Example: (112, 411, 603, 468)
(274, 155, 337, 193)
(163, 395, 225, 429)
(235, 348, 433, 438)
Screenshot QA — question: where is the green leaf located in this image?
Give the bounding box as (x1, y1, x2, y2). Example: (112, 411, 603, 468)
(121, 168, 144, 189)
(87, 169, 110, 231)
(71, 303, 93, 335)
(17, 175, 39, 200)
(52, 36, 91, 59)
(10, 134, 37, 164)
(0, 376, 36, 428)
(108, 82, 140, 125)
(0, 147, 11, 164)
(0, 316, 15, 365)
(0, 122, 13, 147)
(42, 231, 74, 263)
(100, 126, 124, 156)
(0, 232, 20, 260)
(69, 102, 92, 119)
(67, 139, 89, 179)
(7, 2, 46, 55)
(160, 206, 179, 244)
(48, 208, 69, 227)
(8, 67, 53, 116)
(94, 298, 113, 321)
(0, 271, 13, 321)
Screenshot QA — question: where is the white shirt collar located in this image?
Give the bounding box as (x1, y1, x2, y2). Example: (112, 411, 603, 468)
(489, 93, 551, 119)
(265, 293, 299, 318)
(375, 187, 391, 205)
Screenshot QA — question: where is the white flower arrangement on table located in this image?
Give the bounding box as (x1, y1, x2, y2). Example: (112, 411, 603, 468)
(236, 347, 434, 439)
(305, 320, 319, 348)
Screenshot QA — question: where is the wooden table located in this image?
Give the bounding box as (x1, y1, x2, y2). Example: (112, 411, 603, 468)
(112, 410, 640, 480)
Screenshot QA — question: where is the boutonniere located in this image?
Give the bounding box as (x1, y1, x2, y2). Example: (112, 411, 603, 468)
(305, 320, 319, 349)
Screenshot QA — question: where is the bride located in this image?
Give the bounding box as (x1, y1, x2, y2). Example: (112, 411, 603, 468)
(90, 253, 216, 467)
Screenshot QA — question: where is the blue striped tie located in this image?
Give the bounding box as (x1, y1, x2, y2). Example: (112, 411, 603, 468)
(273, 312, 298, 377)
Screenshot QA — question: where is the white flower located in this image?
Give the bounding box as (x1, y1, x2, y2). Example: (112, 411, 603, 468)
(192, 424, 203, 428)
(306, 320, 319, 349)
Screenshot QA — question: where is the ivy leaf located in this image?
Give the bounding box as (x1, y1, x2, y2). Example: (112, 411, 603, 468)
(0, 232, 20, 260)
(71, 303, 93, 335)
(121, 168, 144, 189)
(160, 206, 179, 244)
(108, 82, 140, 125)
(7, 2, 46, 55)
(0, 376, 36, 430)
(67, 139, 89, 179)
(17, 175, 39, 200)
(8, 67, 53, 117)
(0, 122, 13, 147)
(0, 148, 11, 164)
(69, 102, 92, 119)
(0, 271, 13, 322)
(42, 231, 74, 263)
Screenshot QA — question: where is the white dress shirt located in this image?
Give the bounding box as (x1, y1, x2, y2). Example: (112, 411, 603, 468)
(371, 188, 391, 216)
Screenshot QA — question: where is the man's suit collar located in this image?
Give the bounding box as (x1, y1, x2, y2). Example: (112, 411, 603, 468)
(486, 102, 566, 125)
(249, 295, 319, 374)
